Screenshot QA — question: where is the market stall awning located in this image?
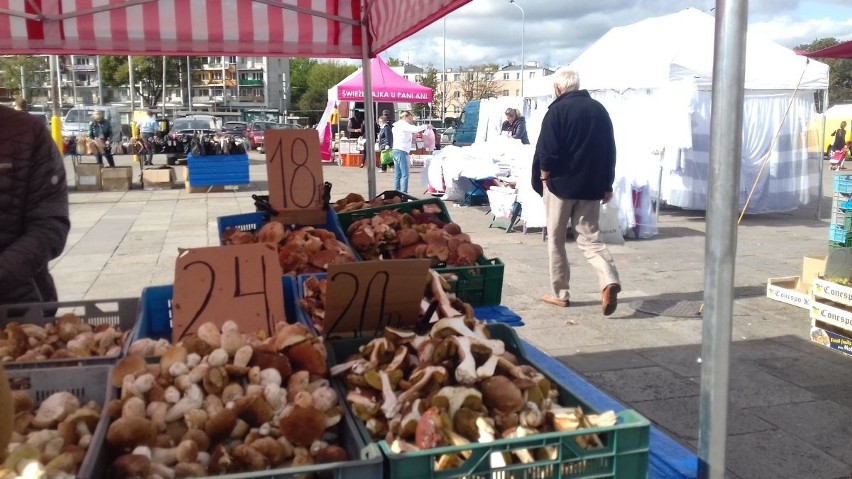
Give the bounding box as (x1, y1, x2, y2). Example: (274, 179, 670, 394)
(0, 0, 470, 57)
(803, 40, 852, 59)
(329, 56, 433, 103)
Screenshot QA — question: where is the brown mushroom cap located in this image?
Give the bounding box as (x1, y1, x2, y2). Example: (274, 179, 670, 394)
(314, 445, 349, 464)
(232, 443, 270, 471)
(182, 428, 211, 452)
(481, 376, 525, 414)
(110, 454, 151, 478)
(285, 341, 327, 376)
(249, 349, 292, 381)
(58, 408, 100, 445)
(278, 406, 327, 447)
(159, 345, 188, 376)
(56, 314, 81, 342)
(11, 390, 34, 414)
(250, 437, 289, 466)
(205, 408, 237, 441)
(111, 354, 148, 389)
(234, 394, 274, 428)
(106, 416, 157, 452)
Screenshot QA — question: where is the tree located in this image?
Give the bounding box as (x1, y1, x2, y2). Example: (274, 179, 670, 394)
(0, 56, 49, 101)
(413, 65, 439, 119)
(289, 58, 318, 110)
(796, 38, 852, 106)
(456, 65, 503, 104)
(295, 61, 357, 124)
(100, 55, 185, 108)
(386, 58, 404, 67)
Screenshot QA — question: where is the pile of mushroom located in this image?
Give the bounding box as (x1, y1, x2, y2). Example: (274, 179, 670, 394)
(332, 316, 616, 470)
(0, 314, 128, 363)
(345, 207, 485, 267)
(300, 270, 473, 335)
(221, 222, 357, 276)
(331, 193, 408, 213)
(109, 320, 348, 477)
(0, 390, 102, 478)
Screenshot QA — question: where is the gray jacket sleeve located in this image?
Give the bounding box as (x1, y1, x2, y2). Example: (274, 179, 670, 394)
(0, 126, 70, 292)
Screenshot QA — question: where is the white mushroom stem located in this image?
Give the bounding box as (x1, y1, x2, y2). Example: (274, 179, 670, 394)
(476, 355, 500, 379)
(430, 316, 505, 354)
(329, 358, 367, 377)
(476, 417, 509, 469)
(259, 368, 282, 387)
(149, 463, 175, 479)
(187, 363, 210, 384)
(388, 366, 446, 418)
(428, 270, 462, 317)
(367, 338, 391, 366)
(387, 347, 407, 371)
(133, 374, 156, 394)
(504, 427, 538, 463)
(379, 371, 398, 418)
(452, 337, 477, 385)
(165, 384, 204, 422)
(151, 447, 179, 466)
(520, 402, 542, 428)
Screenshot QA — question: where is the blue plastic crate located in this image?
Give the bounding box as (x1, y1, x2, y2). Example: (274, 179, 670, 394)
(186, 153, 249, 187)
(835, 175, 852, 194)
(830, 224, 852, 245)
(217, 208, 349, 246)
(834, 193, 852, 210)
(134, 279, 299, 343)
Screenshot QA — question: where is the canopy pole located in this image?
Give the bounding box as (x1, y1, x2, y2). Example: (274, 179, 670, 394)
(697, 1, 748, 478)
(361, 0, 377, 199)
(49, 55, 63, 152)
(817, 88, 828, 220)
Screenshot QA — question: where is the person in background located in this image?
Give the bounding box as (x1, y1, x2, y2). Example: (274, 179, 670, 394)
(330, 105, 340, 136)
(360, 113, 379, 169)
(391, 111, 428, 193)
(832, 121, 848, 154)
(501, 108, 529, 144)
(88, 110, 115, 167)
(0, 104, 70, 306)
(13, 98, 27, 111)
(347, 110, 364, 139)
(422, 123, 436, 152)
(378, 115, 393, 173)
(532, 69, 621, 316)
(139, 110, 159, 166)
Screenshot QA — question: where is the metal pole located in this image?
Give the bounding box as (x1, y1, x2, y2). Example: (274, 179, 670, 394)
(162, 56, 167, 116)
(510, 0, 524, 98)
(70, 55, 78, 106)
(697, 1, 749, 478)
(128, 56, 135, 111)
(817, 88, 828, 220)
(222, 56, 227, 111)
(49, 55, 63, 151)
(186, 56, 193, 112)
(442, 18, 446, 122)
(360, 0, 377, 199)
(96, 56, 103, 104)
(19, 65, 26, 101)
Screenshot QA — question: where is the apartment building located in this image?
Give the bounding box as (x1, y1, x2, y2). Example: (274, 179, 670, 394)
(191, 56, 289, 112)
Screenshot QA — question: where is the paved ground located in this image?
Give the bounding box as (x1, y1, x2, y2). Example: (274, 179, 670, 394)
(55, 152, 850, 478)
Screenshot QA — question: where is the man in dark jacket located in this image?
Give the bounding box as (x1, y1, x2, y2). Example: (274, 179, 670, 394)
(0, 105, 70, 305)
(88, 109, 115, 167)
(532, 69, 621, 316)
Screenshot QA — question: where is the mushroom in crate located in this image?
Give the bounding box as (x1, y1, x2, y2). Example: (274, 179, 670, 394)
(331, 316, 617, 470)
(221, 221, 357, 276)
(331, 192, 410, 213)
(0, 313, 129, 363)
(110, 321, 349, 476)
(1, 390, 103, 478)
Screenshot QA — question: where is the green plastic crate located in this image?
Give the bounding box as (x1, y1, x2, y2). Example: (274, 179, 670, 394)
(440, 257, 504, 306)
(336, 197, 453, 232)
(327, 323, 651, 479)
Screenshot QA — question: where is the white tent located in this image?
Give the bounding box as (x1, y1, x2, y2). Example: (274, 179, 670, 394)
(530, 8, 828, 217)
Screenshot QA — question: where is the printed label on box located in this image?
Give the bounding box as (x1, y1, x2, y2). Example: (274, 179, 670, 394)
(79, 176, 97, 186)
(811, 323, 852, 356)
(766, 279, 811, 309)
(812, 278, 852, 307)
(810, 300, 852, 333)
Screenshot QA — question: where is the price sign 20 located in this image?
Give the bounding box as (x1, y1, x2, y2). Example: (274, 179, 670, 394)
(265, 129, 325, 225)
(172, 243, 285, 342)
(324, 260, 432, 337)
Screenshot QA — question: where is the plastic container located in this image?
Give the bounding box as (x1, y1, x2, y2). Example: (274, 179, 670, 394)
(830, 223, 852, 245)
(834, 175, 852, 194)
(5, 365, 111, 479)
(439, 258, 504, 306)
(335, 197, 453, 232)
(327, 323, 651, 479)
(0, 297, 138, 369)
(834, 209, 852, 231)
(217, 208, 349, 246)
(834, 192, 852, 211)
(133, 281, 298, 343)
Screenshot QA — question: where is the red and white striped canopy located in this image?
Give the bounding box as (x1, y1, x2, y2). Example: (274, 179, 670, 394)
(0, 0, 469, 57)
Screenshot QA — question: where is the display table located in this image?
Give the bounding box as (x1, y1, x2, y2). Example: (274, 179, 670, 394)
(186, 153, 250, 189)
(523, 341, 699, 479)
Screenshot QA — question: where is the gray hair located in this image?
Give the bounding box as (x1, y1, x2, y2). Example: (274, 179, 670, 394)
(552, 69, 580, 93)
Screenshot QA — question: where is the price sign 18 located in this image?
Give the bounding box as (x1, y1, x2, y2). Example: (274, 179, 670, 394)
(265, 129, 326, 225)
(172, 243, 285, 342)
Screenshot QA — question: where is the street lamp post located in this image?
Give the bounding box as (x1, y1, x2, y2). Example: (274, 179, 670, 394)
(509, 0, 524, 98)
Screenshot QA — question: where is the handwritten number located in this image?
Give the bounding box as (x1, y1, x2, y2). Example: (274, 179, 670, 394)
(289, 138, 317, 208)
(269, 139, 288, 208)
(233, 256, 274, 334)
(327, 272, 359, 336)
(327, 271, 401, 336)
(180, 260, 215, 341)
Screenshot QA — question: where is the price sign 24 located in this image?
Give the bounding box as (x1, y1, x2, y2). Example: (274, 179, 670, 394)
(172, 243, 285, 342)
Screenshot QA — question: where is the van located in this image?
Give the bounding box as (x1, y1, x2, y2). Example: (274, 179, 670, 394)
(452, 97, 524, 147)
(61, 106, 122, 142)
(452, 100, 481, 146)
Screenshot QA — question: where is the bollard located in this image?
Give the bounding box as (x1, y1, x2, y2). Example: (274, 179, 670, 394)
(131, 121, 140, 164)
(51, 115, 63, 153)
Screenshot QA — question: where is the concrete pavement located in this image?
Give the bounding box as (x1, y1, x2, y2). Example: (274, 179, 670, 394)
(54, 151, 850, 478)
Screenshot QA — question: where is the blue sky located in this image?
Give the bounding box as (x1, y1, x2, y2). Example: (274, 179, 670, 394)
(385, 1, 852, 70)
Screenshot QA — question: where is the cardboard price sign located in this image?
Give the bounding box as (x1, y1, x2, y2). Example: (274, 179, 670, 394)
(323, 259, 432, 337)
(265, 129, 326, 225)
(172, 243, 285, 342)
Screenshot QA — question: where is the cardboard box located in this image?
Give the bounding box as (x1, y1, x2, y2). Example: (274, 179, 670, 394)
(101, 166, 132, 191)
(812, 278, 852, 307)
(802, 255, 827, 291)
(185, 179, 225, 193)
(809, 299, 852, 333)
(74, 163, 102, 191)
(142, 168, 176, 191)
(766, 277, 812, 309)
(810, 319, 852, 357)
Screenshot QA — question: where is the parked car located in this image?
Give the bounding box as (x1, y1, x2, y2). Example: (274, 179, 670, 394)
(245, 121, 300, 153)
(223, 121, 247, 139)
(165, 114, 222, 165)
(440, 126, 455, 146)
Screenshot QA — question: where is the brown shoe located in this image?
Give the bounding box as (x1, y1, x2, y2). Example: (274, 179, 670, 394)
(542, 294, 569, 307)
(602, 284, 621, 316)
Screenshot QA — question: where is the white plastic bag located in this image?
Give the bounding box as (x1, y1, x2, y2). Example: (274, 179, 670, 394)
(599, 203, 624, 245)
